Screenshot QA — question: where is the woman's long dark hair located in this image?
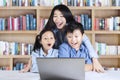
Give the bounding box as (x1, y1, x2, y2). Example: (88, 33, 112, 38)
(45, 4, 75, 30)
(33, 28, 56, 52)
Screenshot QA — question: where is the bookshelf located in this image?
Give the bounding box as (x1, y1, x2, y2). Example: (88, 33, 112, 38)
(0, 55, 30, 70)
(0, 0, 120, 70)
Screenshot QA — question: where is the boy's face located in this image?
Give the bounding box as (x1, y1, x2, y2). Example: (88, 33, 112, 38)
(40, 31, 55, 51)
(66, 29, 83, 51)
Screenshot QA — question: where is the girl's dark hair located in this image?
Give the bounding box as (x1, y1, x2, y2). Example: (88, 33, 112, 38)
(45, 4, 75, 29)
(65, 21, 84, 35)
(33, 28, 56, 52)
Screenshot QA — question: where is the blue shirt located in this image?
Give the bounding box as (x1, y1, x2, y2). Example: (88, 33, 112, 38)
(31, 48, 58, 72)
(53, 28, 98, 58)
(58, 43, 92, 64)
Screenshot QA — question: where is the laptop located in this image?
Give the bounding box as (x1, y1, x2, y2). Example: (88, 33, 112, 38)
(37, 58, 85, 80)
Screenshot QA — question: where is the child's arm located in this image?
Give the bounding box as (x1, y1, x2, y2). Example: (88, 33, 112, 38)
(20, 58, 32, 73)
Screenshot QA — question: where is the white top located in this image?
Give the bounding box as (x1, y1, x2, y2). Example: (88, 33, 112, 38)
(31, 48, 58, 72)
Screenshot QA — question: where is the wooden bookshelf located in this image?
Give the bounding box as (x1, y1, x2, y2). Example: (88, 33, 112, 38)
(0, 55, 30, 70)
(0, 0, 120, 70)
(99, 55, 120, 68)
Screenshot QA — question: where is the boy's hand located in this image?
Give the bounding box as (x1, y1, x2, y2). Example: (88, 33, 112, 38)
(92, 58, 104, 73)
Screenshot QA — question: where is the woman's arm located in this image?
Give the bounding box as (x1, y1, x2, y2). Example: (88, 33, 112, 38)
(85, 64, 93, 71)
(83, 35, 104, 72)
(82, 34, 98, 58)
(92, 58, 104, 72)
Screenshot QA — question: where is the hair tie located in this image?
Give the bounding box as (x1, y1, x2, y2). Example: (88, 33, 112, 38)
(37, 35, 40, 39)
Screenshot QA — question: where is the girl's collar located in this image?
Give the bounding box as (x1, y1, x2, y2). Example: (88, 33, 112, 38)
(40, 48, 54, 57)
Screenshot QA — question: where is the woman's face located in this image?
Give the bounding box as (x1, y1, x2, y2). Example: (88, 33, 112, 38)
(40, 31, 55, 52)
(53, 10, 66, 29)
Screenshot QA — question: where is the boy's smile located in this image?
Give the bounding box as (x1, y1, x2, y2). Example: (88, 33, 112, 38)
(71, 42, 78, 46)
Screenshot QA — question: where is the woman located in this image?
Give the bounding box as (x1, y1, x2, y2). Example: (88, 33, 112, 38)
(45, 4, 104, 72)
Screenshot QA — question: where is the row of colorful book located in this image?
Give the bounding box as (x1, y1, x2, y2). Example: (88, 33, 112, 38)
(12, 0, 66, 6)
(0, 14, 36, 31)
(38, 17, 48, 31)
(74, 14, 92, 30)
(13, 62, 27, 71)
(67, 0, 120, 6)
(96, 42, 120, 55)
(12, 0, 29, 6)
(1, 0, 119, 7)
(0, 41, 33, 55)
(94, 17, 120, 31)
(0, 0, 9, 7)
(0, 66, 10, 70)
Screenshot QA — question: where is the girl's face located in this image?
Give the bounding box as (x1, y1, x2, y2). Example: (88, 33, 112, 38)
(66, 29, 83, 51)
(53, 10, 66, 29)
(40, 31, 55, 52)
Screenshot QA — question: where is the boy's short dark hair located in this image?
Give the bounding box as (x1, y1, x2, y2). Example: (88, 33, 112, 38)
(65, 21, 84, 35)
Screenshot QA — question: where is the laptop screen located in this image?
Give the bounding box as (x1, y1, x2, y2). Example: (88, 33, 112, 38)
(37, 58, 85, 80)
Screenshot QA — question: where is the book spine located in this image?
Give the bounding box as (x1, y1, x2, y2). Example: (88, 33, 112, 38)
(26, 14, 30, 30)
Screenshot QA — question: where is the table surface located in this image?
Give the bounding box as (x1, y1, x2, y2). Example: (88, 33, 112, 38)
(0, 70, 120, 80)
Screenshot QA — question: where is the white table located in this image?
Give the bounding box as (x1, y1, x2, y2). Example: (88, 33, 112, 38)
(0, 70, 39, 80)
(86, 70, 120, 80)
(0, 70, 120, 80)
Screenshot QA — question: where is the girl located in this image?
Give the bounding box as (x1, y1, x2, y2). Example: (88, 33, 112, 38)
(21, 29, 58, 73)
(45, 4, 104, 72)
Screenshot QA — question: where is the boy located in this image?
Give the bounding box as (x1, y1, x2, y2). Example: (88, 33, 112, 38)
(58, 21, 93, 71)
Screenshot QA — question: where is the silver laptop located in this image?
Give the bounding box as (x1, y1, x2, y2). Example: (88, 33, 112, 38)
(37, 58, 85, 80)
